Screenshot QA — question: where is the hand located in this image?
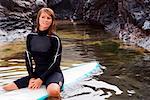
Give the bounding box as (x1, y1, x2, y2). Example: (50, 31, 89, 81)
(28, 78, 35, 89)
(28, 78, 43, 89)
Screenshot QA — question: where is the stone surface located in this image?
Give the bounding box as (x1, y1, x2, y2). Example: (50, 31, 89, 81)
(0, 0, 34, 31)
(0, 0, 150, 51)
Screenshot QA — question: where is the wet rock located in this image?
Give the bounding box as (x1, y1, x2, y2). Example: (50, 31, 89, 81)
(0, 0, 150, 51)
(49, 0, 74, 20)
(31, 0, 47, 32)
(0, 0, 34, 31)
(74, 0, 150, 51)
(142, 20, 150, 30)
(35, 0, 47, 7)
(0, 29, 31, 43)
(82, 0, 116, 26)
(118, 23, 150, 51)
(47, 0, 62, 6)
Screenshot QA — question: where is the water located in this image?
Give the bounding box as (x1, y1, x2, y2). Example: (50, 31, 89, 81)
(0, 21, 150, 99)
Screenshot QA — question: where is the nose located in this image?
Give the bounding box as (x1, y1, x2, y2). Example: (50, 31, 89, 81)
(43, 18, 49, 22)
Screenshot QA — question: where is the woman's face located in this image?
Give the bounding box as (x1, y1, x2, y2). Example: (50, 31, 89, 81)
(39, 11, 52, 31)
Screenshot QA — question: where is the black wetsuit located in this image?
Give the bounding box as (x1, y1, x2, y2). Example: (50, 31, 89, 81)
(14, 30, 64, 89)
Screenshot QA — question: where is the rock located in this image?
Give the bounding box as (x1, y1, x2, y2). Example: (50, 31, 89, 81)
(35, 0, 47, 7)
(0, 0, 34, 31)
(119, 23, 150, 51)
(0, 0, 150, 51)
(47, 0, 62, 6)
(142, 20, 150, 30)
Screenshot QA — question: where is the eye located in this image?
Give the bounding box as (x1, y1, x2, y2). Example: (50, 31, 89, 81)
(47, 17, 52, 20)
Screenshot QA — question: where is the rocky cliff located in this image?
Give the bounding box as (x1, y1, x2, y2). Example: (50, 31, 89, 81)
(0, 0, 34, 31)
(0, 0, 150, 51)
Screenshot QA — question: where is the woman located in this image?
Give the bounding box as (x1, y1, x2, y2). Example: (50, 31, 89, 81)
(3, 8, 64, 97)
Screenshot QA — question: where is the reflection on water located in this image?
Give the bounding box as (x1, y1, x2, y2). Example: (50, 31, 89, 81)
(0, 59, 26, 86)
(0, 21, 150, 99)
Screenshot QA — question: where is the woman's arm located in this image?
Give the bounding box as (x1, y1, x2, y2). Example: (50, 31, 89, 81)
(25, 34, 36, 78)
(25, 50, 33, 77)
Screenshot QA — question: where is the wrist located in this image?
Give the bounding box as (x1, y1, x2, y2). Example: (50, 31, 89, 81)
(38, 78, 43, 82)
(30, 78, 35, 80)
(39, 76, 44, 82)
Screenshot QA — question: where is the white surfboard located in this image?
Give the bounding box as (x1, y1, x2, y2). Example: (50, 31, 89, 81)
(0, 61, 101, 100)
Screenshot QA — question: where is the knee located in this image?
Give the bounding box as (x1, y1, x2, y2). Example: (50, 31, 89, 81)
(47, 83, 60, 97)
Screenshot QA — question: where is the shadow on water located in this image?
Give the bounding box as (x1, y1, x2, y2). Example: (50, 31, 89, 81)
(0, 20, 150, 99)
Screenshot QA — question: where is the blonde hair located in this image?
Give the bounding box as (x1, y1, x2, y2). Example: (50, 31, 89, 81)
(36, 7, 56, 36)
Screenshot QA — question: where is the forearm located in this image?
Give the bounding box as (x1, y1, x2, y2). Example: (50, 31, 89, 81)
(25, 50, 36, 77)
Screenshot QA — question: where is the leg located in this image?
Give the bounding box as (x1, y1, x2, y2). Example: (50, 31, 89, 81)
(3, 83, 18, 91)
(3, 76, 30, 91)
(45, 72, 64, 97)
(47, 83, 60, 97)
(48, 94, 61, 100)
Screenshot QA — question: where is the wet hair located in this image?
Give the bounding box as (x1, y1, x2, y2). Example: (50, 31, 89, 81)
(36, 7, 56, 36)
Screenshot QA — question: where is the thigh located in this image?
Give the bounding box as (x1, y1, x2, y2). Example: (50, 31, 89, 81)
(45, 72, 64, 88)
(14, 76, 30, 89)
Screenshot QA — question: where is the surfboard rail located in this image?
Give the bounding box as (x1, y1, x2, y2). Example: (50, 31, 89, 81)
(0, 61, 101, 100)
(38, 61, 101, 100)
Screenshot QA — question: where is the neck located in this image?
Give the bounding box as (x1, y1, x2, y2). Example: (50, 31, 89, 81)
(38, 29, 49, 36)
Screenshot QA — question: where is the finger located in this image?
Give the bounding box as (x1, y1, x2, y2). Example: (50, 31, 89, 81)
(28, 85, 32, 89)
(31, 86, 35, 89)
(28, 84, 33, 89)
(29, 83, 36, 89)
(32, 84, 38, 89)
(36, 85, 40, 89)
(35, 86, 38, 89)
(34, 84, 41, 89)
(35, 84, 40, 89)
(28, 83, 32, 89)
(28, 82, 34, 88)
(34, 86, 39, 89)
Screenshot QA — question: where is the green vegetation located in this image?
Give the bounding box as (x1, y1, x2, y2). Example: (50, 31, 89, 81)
(0, 41, 25, 66)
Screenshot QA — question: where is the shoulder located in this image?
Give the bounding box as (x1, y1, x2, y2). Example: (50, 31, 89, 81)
(50, 33, 61, 41)
(27, 33, 38, 39)
(27, 33, 37, 37)
(26, 33, 38, 43)
(50, 33, 62, 46)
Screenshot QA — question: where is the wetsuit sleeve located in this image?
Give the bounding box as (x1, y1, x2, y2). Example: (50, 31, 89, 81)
(39, 35, 62, 81)
(25, 34, 35, 78)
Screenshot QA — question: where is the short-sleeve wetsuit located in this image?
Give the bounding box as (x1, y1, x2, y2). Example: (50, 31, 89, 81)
(14, 30, 64, 89)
